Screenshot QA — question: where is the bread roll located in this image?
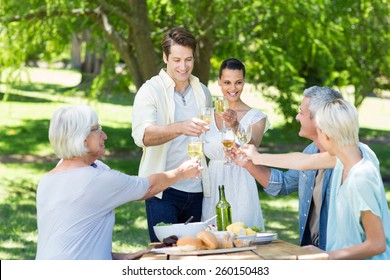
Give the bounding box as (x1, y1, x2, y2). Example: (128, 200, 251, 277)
(197, 231, 219, 250)
(176, 236, 204, 251)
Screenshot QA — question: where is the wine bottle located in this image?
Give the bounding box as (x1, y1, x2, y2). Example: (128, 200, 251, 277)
(216, 185, 232, 231)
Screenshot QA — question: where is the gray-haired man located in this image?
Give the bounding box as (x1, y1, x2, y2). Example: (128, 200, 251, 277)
(242, 86, 342, 250)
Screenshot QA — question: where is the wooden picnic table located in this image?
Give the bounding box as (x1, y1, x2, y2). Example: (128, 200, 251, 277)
(141, 239, 329, 260)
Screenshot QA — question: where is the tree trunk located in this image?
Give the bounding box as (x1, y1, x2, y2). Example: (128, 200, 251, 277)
(120, 0, 159, 90)
(70, 34, 82, 70)
(89, 0, 159, 90)
(78, 30, 103, 86)
(192, 0, 216, 86)
(128, 0, 160, 82)
(194, 35, 213, 86)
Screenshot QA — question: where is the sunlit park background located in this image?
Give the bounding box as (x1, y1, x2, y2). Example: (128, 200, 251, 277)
(0, 1, 389, 260)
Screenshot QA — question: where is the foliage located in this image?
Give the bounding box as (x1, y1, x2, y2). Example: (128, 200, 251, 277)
(1, 0, 389, 125)
(210, 0, 390, 124)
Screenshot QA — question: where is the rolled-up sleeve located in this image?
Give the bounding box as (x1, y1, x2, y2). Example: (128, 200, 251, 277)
(264, 168, 300, 196)
(132, 84, 157, 148)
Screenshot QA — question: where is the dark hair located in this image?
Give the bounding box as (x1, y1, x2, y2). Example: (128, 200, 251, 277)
(162, 27, 197, 58)
(218, 58, 246, 79)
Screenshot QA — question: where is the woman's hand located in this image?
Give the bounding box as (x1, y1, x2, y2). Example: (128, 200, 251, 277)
(177, 158, 203, 179)
(227, 146, 249, 167)
(222, 109, 239, 128)
(238, 144, 259, 161)
(144, 159, 202, 200)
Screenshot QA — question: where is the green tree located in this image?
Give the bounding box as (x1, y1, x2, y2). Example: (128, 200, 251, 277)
(209, 0, 390, 124)
(1, 0, 389, 125)
(327, 0, 390, 108)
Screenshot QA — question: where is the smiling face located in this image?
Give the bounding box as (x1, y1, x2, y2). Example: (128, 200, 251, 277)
(295, 97, 318, 142)
(163, 44, 194, 84)
(218, 68, 245, 102)
(85, 124, 107, 160)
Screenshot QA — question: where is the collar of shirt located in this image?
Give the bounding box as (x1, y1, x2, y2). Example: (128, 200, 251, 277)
(174, 85, 192, 106)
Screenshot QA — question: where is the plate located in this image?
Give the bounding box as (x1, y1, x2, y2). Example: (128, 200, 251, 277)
(253, 232, 277, 244)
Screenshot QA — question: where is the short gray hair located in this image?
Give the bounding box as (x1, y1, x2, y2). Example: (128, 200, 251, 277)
(303, 86, 343, 118)
(49, 105, 99, 159)
(315, 99, 359, 147)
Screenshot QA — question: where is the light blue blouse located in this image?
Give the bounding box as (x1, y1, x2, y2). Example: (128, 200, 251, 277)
(326, 143, 390, 259)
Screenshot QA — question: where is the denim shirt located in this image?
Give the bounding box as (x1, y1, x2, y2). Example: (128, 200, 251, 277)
(264, 142, 333, 250)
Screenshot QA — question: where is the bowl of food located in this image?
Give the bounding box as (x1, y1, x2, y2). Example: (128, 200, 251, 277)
(226, 222, 259, 247)
(153, 222, 208, 242)
(226, 221, 258, 236)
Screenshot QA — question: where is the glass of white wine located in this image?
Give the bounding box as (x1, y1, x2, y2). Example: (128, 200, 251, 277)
(221, 128, 235, 165)
(198, 107, 212, 142)
(235, 123, 252, 161)
(200, 107, 212, 125)
(215, 96, 228, 129)
(215, 96, 228, 115)
(187, 137, 203, 178)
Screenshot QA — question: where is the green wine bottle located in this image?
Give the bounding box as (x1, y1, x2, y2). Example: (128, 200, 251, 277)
(216, 185, 232, 231)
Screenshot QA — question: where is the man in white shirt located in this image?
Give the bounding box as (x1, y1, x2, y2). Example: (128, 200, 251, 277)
(132, 27, 212, 242)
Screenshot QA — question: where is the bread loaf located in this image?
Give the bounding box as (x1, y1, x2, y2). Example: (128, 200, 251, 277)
(197, 231, 218, 250)
(176, 236, 204, 251)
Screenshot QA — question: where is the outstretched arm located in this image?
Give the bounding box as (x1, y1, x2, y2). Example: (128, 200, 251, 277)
(141, 159, 202, 200)
(242, 160, 271, 187)
(240, 144, 336, 170)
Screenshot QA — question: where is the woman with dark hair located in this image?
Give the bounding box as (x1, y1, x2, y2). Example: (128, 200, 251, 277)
(202, 58, 270, 230)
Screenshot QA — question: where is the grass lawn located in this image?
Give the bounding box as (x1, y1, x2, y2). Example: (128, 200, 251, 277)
(0, 67, 389, 260)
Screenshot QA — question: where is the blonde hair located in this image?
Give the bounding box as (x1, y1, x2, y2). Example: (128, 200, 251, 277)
(315, 99, 359, 147)
(49, 105, 99, 159)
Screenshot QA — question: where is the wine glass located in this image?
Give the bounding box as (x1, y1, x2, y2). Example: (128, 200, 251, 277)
(199, 107, 212, 124)
(215, 96, 229, 128)
(198, 107, 212, 142)
(215, 96, 228, 115)
(236, 123, 252, 147)
(221, 127, 235, 165)
(187, 137, 203, 178)
(235, 123, 252, 161)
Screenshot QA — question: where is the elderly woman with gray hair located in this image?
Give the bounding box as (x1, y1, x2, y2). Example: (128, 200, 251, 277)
(35, 105, 201, 260)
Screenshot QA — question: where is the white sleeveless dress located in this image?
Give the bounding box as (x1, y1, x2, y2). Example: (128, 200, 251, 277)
(201, 108, 269, 230)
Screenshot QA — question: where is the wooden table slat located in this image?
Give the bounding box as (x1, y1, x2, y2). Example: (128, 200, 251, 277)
(252, 241, 298, 260)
